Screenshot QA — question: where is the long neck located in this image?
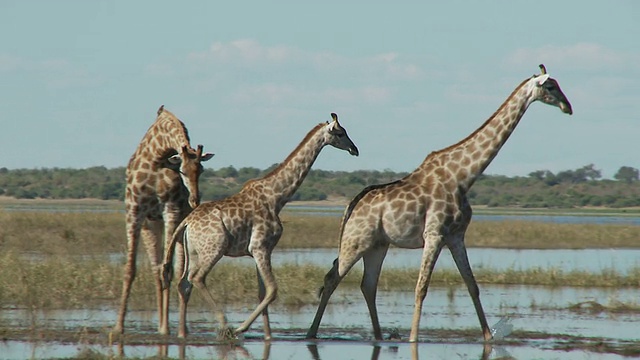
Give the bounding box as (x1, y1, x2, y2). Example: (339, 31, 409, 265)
(260, 123, 326, 213)
(426, 78, 536, 191)
(152, 116, 191, 157)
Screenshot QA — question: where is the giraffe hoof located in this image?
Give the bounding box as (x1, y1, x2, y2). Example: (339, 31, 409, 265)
(217, 326, 236, 341)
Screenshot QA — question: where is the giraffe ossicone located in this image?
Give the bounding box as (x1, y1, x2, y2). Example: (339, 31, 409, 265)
(162, 113, 359, 340)
(306, 65, 572, 342)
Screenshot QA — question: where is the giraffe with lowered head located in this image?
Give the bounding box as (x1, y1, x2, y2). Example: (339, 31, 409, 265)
(306, 65, 572, 342)
(113, 106, 214, 335)
(161, 113, 359, 339)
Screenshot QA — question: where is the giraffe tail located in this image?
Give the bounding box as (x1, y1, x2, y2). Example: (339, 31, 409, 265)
(317, 257, 339, 298)
(161, 221, 188, 290)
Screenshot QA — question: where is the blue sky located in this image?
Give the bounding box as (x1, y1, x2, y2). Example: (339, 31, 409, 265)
(1, 1, 638, 178)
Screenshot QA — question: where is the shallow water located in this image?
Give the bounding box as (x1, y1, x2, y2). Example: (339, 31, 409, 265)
(3, 205, 639, 358)
(242, 247, 640, 275)
(1, 284, 638, 359)
(283, 205, 640, 226)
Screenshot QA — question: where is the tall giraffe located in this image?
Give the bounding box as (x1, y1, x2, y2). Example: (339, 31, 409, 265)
(161, 113, 359, 339)
(306, 65, 572, 342)
(113, 105, 214, 335)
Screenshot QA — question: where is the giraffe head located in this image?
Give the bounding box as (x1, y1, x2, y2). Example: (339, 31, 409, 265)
(324, 113, 359, 156)
(163, 144, 214, 208)
(530, 64, 573, 115)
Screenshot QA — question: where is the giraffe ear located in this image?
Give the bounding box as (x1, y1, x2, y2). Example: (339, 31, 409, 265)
(201, 153, 214, 162)
(537, 74, 550, 86)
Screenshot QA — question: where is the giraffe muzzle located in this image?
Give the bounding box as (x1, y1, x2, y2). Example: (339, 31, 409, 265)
(560, 101, 573, 115)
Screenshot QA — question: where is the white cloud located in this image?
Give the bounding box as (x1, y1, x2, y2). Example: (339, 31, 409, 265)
(189, 39, 303, 66)
(0, 56, 102, 89)
(38, 59, 101, 89)
(0, 54, 21, 72)
(185, 39, 428, 82)
(175, 39, 431, 108)
(228, 83, 393, 107)
(506, 42, 633, 71)
(144, 63, 174, 77)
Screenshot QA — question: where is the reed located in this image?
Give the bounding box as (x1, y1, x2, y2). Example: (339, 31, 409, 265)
(1, 252, 638, 311)
(280, 214, 640, 249)
(0, 211, 124, 255)
(4, 211, 638, 253)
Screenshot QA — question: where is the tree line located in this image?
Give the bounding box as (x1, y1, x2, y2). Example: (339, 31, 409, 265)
(0, 164, 639, 208)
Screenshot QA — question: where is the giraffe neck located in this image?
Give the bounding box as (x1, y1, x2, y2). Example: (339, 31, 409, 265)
(426, 77, 537, 191)
(259, 123, 326, 213)
(134, 112, 191, 164)
(151, 116, 191, 158)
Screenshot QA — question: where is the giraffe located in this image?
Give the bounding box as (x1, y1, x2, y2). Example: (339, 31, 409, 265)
(113, 105, 214, 335)
(306, 65, 573, 342)
(161, 113, 359, 339)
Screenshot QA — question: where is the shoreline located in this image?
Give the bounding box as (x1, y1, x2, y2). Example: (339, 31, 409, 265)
(1, 196, 640, 217)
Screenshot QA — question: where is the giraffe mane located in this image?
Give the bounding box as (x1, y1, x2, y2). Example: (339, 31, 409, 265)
(260, 122, 325, 181)
(430, 77, 530, 157)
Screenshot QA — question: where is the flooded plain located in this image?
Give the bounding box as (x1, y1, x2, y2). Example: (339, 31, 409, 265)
(2, 205, 639, 359)
(2, 284, 640, 359)
(1, 285, 639, 359)
(2, 254, 639, 359)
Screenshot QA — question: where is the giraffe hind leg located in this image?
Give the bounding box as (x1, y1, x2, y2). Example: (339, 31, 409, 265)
(361, 246, 389, 340)
(178, 275, 193, 303)
(316, 257, 339, 298)
(187, 247, 229, 337)
(448, 238, 491, 341)
(306, 257, 349, 339)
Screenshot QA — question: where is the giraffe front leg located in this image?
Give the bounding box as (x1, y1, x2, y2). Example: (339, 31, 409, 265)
(235, 247, 277, 337)
(256, 265, 272, 340)
(141, 219, 166, 335)
(409, 231, 443, 343)
(447, 235, 492, 341)
(113, 213, 142, 335)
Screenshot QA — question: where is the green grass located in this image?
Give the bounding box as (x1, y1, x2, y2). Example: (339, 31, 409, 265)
(1, 206, 640, 252)
(278, 215, 640, 249)
(1, 251, 638, 311)
(0, 207, 639, 312)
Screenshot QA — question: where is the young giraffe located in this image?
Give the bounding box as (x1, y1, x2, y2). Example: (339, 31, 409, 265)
(307, 65, 573, 342)
(161, 113, 359, 339)
(113, 105, 214, 335)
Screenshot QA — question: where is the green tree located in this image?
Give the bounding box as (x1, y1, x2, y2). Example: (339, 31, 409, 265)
(614, 166, 639, 183)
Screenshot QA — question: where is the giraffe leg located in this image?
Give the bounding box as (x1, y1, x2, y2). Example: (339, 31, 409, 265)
(306, 247, 362, 339)
(256, 266, 272, 340)
(113, 211, 142, 335)
(177, 273, 193, 338)
(448, 236, 491, 341)
(159, 206, 186, 336)
(180, 240, 227, 338)
(235, 247, 277, 336)
(140, 219, 166, 334)
(306, 258, 339, 339)
(409, 234, 443, 342)
(166, 239, 184, 332)
(360, 245, 389, 340)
